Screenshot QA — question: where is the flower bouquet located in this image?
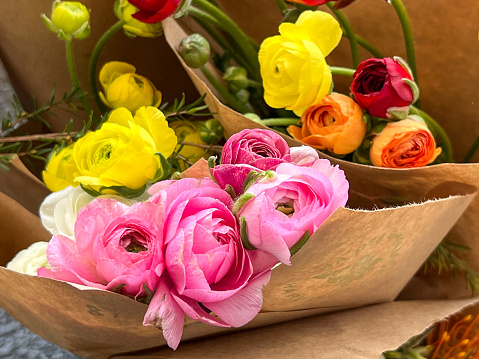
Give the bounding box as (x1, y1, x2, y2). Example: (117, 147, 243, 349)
(158, 0, 479, 299)
(0, 0, 478, 358)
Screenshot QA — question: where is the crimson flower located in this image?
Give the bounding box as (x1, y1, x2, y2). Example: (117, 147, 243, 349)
(127, 0, 181, 23)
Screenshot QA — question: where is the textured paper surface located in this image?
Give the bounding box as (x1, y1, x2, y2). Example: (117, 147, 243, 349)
(111, 299, 479, 359)
(0, 168, 476, 358)
(163, 17, 479, 300)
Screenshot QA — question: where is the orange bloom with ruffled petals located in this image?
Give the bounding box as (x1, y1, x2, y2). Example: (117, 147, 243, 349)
(287, 93, 366, 155)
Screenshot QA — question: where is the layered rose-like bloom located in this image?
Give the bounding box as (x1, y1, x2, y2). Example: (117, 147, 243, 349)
(38, 198, 165, 297)
(73, 106, 176, 192)
(145, 178, 272, 349)
(99, 62, 162, 114)
(7, 242, 50, 276)
(221, 129, 290, 170)
(288, 93, 366, 155)
(351, 57, 417, 119)
(369, 118, 442, 168)
(42, 143, 78, 192)
(237, 160, 349, 265)
(127, 0, 181, 23)
(259, 11, 342, 114)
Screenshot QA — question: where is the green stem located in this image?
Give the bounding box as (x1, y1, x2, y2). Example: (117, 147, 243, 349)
(342, 34, 384, 58)
(330, 66, 355, 77)
(200, 66, 252, 114)
(327, 2, 360, 68)
(462, 136, 479, 163)
(410, 106, 453, 163)
(89, 20, 125, 114)
(65, 39, 94, 117)
(257, 118, 300, 127)
(274, 0, 288, 14)
(389, 0, 418, 85)
(189, 8, 256, 76)
(192, 0, 261, 81)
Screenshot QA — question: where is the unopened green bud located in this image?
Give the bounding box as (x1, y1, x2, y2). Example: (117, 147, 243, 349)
(235, 89, 250, 104)
(223, 66, 249, 92)
(41, 0, 91, 40)
(114, 0, 163, 38)
(179, 34, 211, 69)
(199, 119, 224, 144)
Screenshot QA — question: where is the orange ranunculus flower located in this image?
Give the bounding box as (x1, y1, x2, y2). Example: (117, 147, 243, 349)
(370, 118, 442, 168)
(287, 93, 366, 155)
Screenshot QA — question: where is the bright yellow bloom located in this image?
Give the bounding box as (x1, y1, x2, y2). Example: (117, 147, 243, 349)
(114, 0, 163, 38)
(99, 61, 162, 114)
(258, 11, 342, 115)
(170, 120, 208, 171)
(42, 143, 78, 192)
(72, 106, 177, 191)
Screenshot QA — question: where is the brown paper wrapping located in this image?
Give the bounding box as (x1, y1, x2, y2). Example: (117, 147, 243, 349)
(111, 299, 479, 359)
(0, 158, 476, 357)
(162, 17, 479, 300)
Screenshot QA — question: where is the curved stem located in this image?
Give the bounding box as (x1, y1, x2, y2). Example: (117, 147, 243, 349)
(342, 34, 384, 58)
(389, 0, 418, 84)
(327, 2, 360, 68)
(188, 6, 222, 28)
(410, 106, 453, 163)
(330, 66, 355, 77)
(66, 39, 94, 116)
(89, 20, 125, 114)
(274, 0, 288, 14)
(192, 0, 261, 81)
(257, 118, 300, 127)
(200, 66, 252, 114)
(462, 136, 479, 163)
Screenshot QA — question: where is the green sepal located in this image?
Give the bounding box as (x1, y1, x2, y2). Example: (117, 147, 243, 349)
(174, 0, 193, 19)
(240, 217, 256, 250)
(369, 122, 388, 136)
(152, 152, 173, 182)
(403, 78, 420, 104)
(386, 106, 410, 120)
(80, 183, 102, 197)
(242, 170, 260, 193)
(393, 56, 415, 80)
(290, 230, 311, 257)
(41, 14, 59, 35)
(111, 283, 126, 294)
(99, 184, 147, 199)
(352, 145, 372, 165)
(232, 193, 255, 216)
(207, 155, 219, 185)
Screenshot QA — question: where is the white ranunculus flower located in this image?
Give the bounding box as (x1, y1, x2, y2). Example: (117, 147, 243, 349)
(40, 185, 151, 239)
(6, 241, 50, 275)
(40, 186, 96, 239)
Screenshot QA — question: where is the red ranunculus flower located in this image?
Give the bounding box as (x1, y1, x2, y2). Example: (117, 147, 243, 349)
(350, 57, 416, 119)
(287, 0, 356, 8)
(127, 0, 181, 23)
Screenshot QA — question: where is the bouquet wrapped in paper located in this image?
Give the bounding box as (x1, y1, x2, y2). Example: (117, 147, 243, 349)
(1, 0, 479, 358)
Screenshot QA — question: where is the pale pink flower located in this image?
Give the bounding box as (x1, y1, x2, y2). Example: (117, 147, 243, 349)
(38, 198, 165, 298)
(237, 160, 349, 265)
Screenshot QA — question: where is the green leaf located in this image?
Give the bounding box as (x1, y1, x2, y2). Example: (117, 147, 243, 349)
(99, 184, 147, 199)
(152, 152, 173, 182)
(290, 231, 311, 256)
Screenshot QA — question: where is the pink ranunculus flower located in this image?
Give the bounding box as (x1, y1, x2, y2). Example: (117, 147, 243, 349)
(221, 129, 291, 170)
(144, 178, 272, 350)
(38, 198, 165, 298)
(237, 160, 349, 265)
(210, 163, 259, 198)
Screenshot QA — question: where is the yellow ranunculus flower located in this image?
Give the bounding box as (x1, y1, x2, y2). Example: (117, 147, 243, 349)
(258, 11, 342, 115)
(42, 143, 78, 192)
(114, 0, 163, 38)
(72, 106, 177, 191)
(41, 0, 91, 40)
(99, 61, 162, 114)
(170, 120, 208, 171)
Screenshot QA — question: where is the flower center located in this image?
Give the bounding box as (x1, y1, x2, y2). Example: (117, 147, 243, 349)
(276, 199, 295, 216)
(120, 230, 148, 253)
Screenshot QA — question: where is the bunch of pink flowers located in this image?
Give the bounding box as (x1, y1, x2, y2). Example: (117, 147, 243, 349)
(38, 129, 349, 349)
